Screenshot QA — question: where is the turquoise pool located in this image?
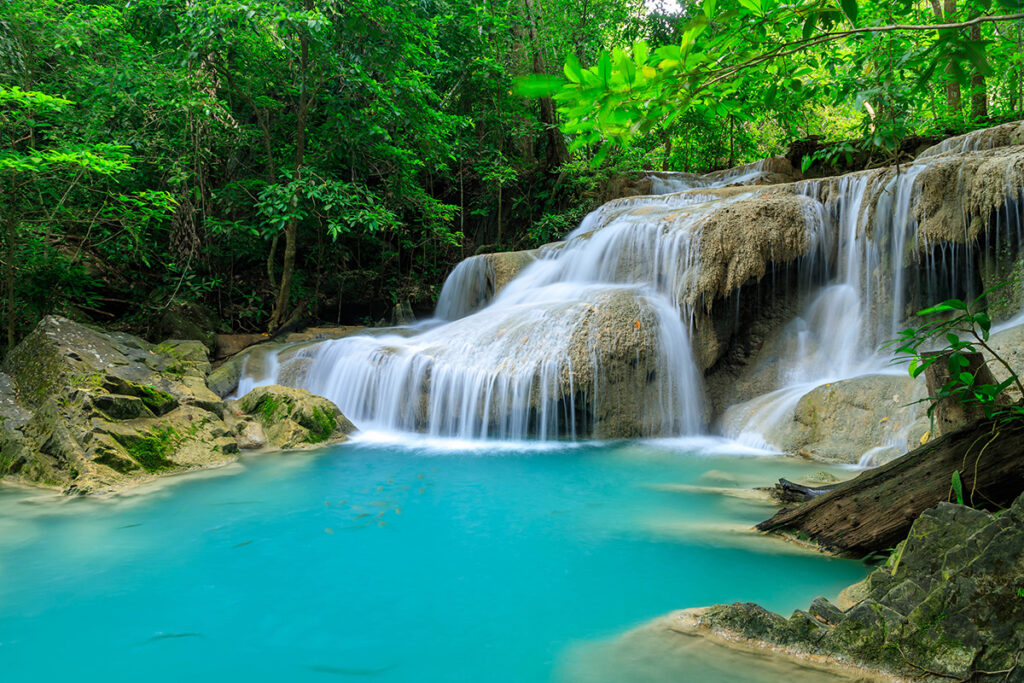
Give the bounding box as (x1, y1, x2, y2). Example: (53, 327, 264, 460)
(0, 436, 868, 682)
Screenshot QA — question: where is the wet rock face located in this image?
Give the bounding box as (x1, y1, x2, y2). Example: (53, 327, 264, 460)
(697, 495, 1024, 680)
(232, 385, 354, 450)
(718, 374, 930, 465)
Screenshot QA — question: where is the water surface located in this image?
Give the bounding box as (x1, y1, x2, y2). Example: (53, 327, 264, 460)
(0, 438, 868, 682)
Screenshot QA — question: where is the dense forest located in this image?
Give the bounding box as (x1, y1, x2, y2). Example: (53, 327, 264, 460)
(1, 0, 1022, 351)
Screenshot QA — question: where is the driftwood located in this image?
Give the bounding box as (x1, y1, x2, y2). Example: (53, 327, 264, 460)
(757, 417, 1024, 556)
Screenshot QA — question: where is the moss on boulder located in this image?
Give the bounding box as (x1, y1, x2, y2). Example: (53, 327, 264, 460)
(0, 316, 240, 493)
(234, 385, 355, 450)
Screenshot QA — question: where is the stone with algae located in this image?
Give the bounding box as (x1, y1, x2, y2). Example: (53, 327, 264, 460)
(691, 495, 1024, 681)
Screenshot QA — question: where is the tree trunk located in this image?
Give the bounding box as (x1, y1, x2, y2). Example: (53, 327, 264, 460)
(524, 0, 568, 169)
(268, 4, 311, 332)
(496, 182, 502, 247)
(757, 417, 1024, 556)
(969, 22, 987, 120)
(923, 350, 1005, 437)
(931, 0, 961, 113)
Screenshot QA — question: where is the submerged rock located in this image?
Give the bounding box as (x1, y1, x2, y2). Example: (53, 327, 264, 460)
(691, 494, 1024, 681)
(233, 385, 354, 450)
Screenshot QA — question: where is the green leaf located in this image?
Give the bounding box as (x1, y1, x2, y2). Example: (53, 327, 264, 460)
(598, 52, 612, 85)
(633, 40, 649, 66)
(564, 55, 583, 84)
(514, 75, 564, 97)
(680, 14, 708, 53)
(951, 470, 964, 505)
(838, 0, 858, 25)
(975, 312, 992, 339)
(736, 0, 762, 15)
(959, 371, 975, 386)
(918, 299, 968, 315)
(802, 14, 817, 41)
(703, 0, 717, 18)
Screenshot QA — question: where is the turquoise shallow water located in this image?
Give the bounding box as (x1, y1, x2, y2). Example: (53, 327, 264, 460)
(0, 437, 868, 682)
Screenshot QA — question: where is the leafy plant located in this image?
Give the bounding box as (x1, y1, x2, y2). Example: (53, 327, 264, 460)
(888, 284, 1024, 426)
(952, 469, 965, 505)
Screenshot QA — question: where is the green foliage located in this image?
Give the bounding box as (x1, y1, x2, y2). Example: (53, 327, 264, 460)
(888, 284, 1024, 426)
(1, 0, 673, 343)
(3, 0, 1022, 347)
(952, 470, 965, 505)
(524, 0, 1024, 170)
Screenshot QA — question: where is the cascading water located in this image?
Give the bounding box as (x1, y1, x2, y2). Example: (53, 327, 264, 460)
(241, 187, 767, 440)
(235, 134, 1024, 452)
(722, 165, 934, 453)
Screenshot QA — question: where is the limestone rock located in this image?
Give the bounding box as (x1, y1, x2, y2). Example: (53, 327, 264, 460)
(235, 385, 355, 450)
(720, 374, 928, 464)
(984, 322, 1024, 404)
(916, 119, 1024, 159)
(0, 316, 236, 493)
(694, 494, 1024, 681)
(235, 419, 268, 450)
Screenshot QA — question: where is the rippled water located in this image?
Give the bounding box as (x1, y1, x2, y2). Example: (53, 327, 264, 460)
(0, 438, 868, 682)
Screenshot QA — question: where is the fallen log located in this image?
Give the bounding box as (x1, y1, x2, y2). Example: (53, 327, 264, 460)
(769, 478, 839, 503)
(757, 416, 1024, 556)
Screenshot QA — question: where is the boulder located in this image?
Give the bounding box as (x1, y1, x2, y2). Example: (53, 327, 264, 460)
(690, 493, 1024, 681)
(0, 316, 238, 492)
(215, 332, 268, 360)
(0, 315, 237, 491)
(233, 385, 355, 450)
(158, 301, 220, 351)
(719, 374, 929, 465)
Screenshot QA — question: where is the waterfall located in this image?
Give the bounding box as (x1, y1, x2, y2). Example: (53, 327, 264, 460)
(435, 256, 492, 321)
(722, 166, 930, 449)
(235, 137, 1024, 449)
(241, 188, 754, 440)
(648, 158, 774, 194)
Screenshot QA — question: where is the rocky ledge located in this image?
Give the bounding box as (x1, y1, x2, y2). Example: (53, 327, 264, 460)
(677, 494, 1024, 681)
(0, 316, 355, 494)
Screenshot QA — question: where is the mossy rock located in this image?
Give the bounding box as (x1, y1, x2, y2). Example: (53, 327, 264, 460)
(101, 376, 179, 415)
(235, 385, 354, 450)
(0, 317, 238, 493)
(695, 493, 1024, 680)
